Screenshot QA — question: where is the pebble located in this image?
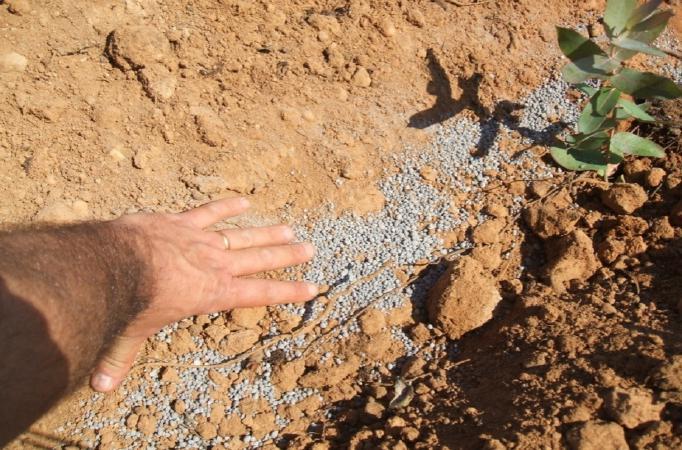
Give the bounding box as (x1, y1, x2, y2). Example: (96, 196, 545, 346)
(6, 0, 32, 15)
(351, 67, 372, 88)
(0, 52, 28, 73)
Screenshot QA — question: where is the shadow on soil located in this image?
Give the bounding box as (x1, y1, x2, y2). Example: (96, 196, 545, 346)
(408, 48, 570, 157)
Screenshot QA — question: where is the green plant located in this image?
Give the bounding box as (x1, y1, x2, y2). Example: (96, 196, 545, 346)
(551, 0, 682, 178)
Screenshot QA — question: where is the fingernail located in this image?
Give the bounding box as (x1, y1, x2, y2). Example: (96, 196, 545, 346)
(307, 283, 319, 296)
(239, 197, 250, 207)
(92, 373, 114, 392)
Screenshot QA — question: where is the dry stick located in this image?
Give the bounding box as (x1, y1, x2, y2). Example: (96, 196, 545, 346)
(136, 261, 395, 370)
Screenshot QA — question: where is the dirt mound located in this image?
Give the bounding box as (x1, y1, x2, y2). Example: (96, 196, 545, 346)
(427, 256, 501, 340)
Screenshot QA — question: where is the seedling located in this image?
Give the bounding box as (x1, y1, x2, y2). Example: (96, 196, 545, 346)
(552, 0, 682, 179)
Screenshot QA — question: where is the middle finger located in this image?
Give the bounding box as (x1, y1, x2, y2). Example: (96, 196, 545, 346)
(225, 243, 315, 276)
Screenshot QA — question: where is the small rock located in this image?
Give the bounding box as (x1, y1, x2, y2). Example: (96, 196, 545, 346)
(6, 0, 32, 15)
(604, 387, 663, 428)
(401, 427, 420, 442)
(196, 421, 218, 440)
(351, 67, 372, 87)
(406, 8, 426, 27)
(159, 367, 179, 383)
(645, 168, 666, 188)
(530, 180, 552, 198)
(138, 63, 177, 101)
(378, 18, 396, 36)
(546, 229, 601, 293)
(218, 415, 246, 437)
(136, 415, 157, 436)
(173, 400, 186, 414)
(600, 183, 648, 215)
(565, 421, 628, 450)
(0, 52, 28, 73)
(427, 256, 501, 340)
(359, 309, 386, 335)
(364, 398, 385, 420)
(419, 165, 438, 182)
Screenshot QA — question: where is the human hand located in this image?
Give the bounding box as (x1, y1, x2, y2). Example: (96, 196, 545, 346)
(90, 197, 317, 392)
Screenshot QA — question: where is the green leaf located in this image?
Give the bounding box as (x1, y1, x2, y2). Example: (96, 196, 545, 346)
(575, 83, 598, 97)
(611, 68, 682, 99)
(551, 145, 622, 176)
(628, 10, 673, 44)
(626, 0, 663, 29)
(610, 132, 665, 157)
(614, 37, 667, 57)
(557, 27, 606, 62)
(567, 131, 610, 150)
(578, 102, 604, 134)
(593, 88, 621, 116)
(616, 98, 655, 121)
(604, 0, 638, 36)
(561, 55, 621, 83)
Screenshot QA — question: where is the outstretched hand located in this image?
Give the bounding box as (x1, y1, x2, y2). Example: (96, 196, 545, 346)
(90, 197, 317, 392)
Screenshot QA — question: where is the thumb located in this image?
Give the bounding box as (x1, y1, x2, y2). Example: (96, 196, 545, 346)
(90, 334, 147, 392)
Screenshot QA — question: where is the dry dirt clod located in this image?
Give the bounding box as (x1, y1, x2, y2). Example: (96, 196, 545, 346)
(427, 256, 501, 340)
(106, 25, 173, 71)
(524, 202, 580, 239)
(645, 168, 666, 188)
(565, 420, 628, 450)
(604, 387, 663, 428)
(545, 229, 601, 293)
(0, 52, 28, 73)
(471, 244, 502, 270)
(378, 18, 397, 37)
(670, 200, 682, 226)
(271, 359, 305, 391)
(351, 67, 372, 87)
(195, 420, 218, 440)
(230, 306, 266, 329)
(471, 218, 505, 244)
(648, 356, 682, 392)
(5, 0, 32, 15)
(406, 8, 426, 27)
(600, 183, 647, 215)
(359, 308, 386, 335)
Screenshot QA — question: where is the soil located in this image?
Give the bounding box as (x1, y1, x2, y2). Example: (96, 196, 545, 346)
(3, 1, 682, 450)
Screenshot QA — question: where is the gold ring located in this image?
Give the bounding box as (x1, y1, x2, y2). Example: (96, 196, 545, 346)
(222, 235, 230, 250)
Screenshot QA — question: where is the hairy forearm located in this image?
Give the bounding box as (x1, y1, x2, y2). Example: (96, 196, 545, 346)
(0, 221, 151, 445)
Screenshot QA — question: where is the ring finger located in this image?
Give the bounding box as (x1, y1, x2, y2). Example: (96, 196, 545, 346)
(214, 224, 296, 251)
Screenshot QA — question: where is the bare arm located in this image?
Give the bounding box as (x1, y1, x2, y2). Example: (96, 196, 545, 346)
(0, 198, 317, 445)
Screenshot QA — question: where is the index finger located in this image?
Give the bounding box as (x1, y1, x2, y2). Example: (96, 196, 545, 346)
(178, 197, 250, 229)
